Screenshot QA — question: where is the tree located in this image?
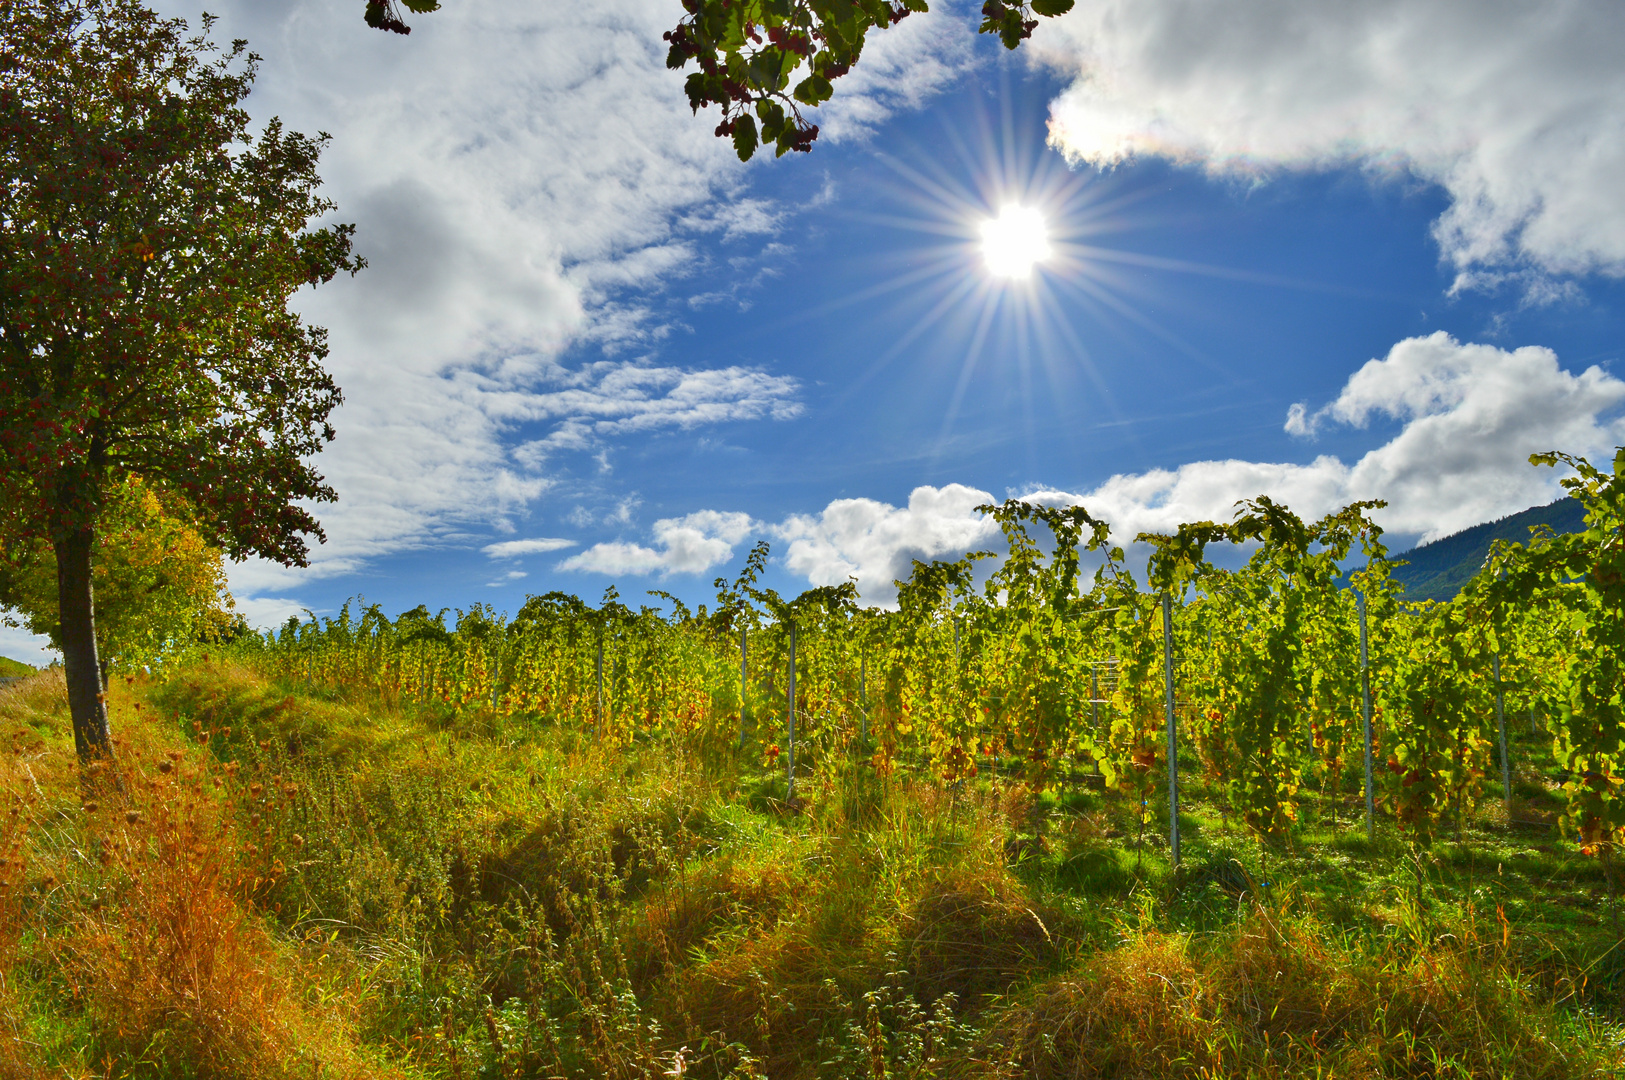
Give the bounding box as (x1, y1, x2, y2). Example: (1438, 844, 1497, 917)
(364, 1, 1073, 159)
(0, 0, 361, 765)
(0, 475, 238, 672)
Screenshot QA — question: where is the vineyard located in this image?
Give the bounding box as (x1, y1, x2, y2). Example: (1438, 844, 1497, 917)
(6, 452, 1625, 1078)
(236, 452, 1625, 863)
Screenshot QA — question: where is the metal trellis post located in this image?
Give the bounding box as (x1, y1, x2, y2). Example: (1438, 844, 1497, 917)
(1091, 665, 1102, 775)
(595, 637, 604, 743)
(787, 621, 797, 801)
(1495, 652, 1511, 812)
(738, 624, 749, 749)
(1162, 593, 1180, 869)
(1359, 590, 1374, 839)
(860, 654, 868, 742)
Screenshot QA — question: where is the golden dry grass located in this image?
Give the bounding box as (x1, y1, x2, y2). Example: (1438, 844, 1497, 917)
(983, 908, 1613, 1079)
(0, 670, 397, 1080)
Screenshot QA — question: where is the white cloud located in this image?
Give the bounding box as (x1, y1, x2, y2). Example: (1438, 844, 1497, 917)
(718, 334, 1625, 600)
(1043, 333, 1625, 543)
(558, 543, 670, 578)
(231, 595, 314, 631)
(147, 1, 899, 621)
(504, 363, 803, 465)
(0, 623, 56, 668)
(560, 510, 756, 578)
(680, 199, 785, 242)
(536, 332, 1620, 602)
(1293, 333, 1622, 435)
(482, 538, 576, 559)
(773, 484, 1004, 603)
(556, 485, 1004, 601)
(1033, 0, 1625, 288)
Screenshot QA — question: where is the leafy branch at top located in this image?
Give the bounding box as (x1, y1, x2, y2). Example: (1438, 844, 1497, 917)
(361, 1, 1075, 160)
(664, 0, 1076, 161)
(363, 0, 440, 36)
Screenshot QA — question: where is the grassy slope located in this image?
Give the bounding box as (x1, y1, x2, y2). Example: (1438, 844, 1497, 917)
(1390, 497, 1587, 603)
(0, 655, 35, 678)
(0, 660, 1621, 1079)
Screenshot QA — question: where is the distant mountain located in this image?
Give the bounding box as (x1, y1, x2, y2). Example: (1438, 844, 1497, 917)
(1388, 497, 1587, 603)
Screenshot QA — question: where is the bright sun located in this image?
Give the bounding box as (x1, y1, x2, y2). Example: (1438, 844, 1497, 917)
(979, 204, 1050, 279)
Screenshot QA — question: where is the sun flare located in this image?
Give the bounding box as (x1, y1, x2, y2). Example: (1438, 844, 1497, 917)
(979, 204, 1051, 279)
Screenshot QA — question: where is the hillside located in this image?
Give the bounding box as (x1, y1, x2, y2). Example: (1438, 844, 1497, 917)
(1390, 496, 1587, 602)
(0, 655, 35, 679)
(1, 658, 1621, 1078)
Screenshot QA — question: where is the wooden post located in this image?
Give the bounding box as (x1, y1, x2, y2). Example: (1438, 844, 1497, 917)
(787, 621, 797, 801)
(1162, 593, 1180, 868)
(1359, 590, 1374, 840)
(1494, 652, 1511, 812)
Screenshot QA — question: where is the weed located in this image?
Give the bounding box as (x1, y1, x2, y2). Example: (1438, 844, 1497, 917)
(2, 661, 1622, 1079)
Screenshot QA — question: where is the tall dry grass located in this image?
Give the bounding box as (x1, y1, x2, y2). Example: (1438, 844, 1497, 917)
(981, 904, 1616, 1079)
(0, 669, 394, 1079)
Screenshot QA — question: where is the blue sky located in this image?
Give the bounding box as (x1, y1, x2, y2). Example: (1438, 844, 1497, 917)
(6, 0, 1625, 661)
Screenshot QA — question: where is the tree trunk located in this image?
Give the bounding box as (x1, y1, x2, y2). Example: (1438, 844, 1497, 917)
(54, 523, 113, 764)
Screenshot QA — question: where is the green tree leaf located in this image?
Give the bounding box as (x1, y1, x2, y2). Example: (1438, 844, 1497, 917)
(733, 113, 760, 160)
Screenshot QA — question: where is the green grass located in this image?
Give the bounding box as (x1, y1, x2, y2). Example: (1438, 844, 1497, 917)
(0, 655, 36, 678)
(1, 659, 1622, 1079)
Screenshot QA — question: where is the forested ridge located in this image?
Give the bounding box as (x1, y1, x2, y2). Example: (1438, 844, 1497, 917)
(1390, 497, 1587, 603)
